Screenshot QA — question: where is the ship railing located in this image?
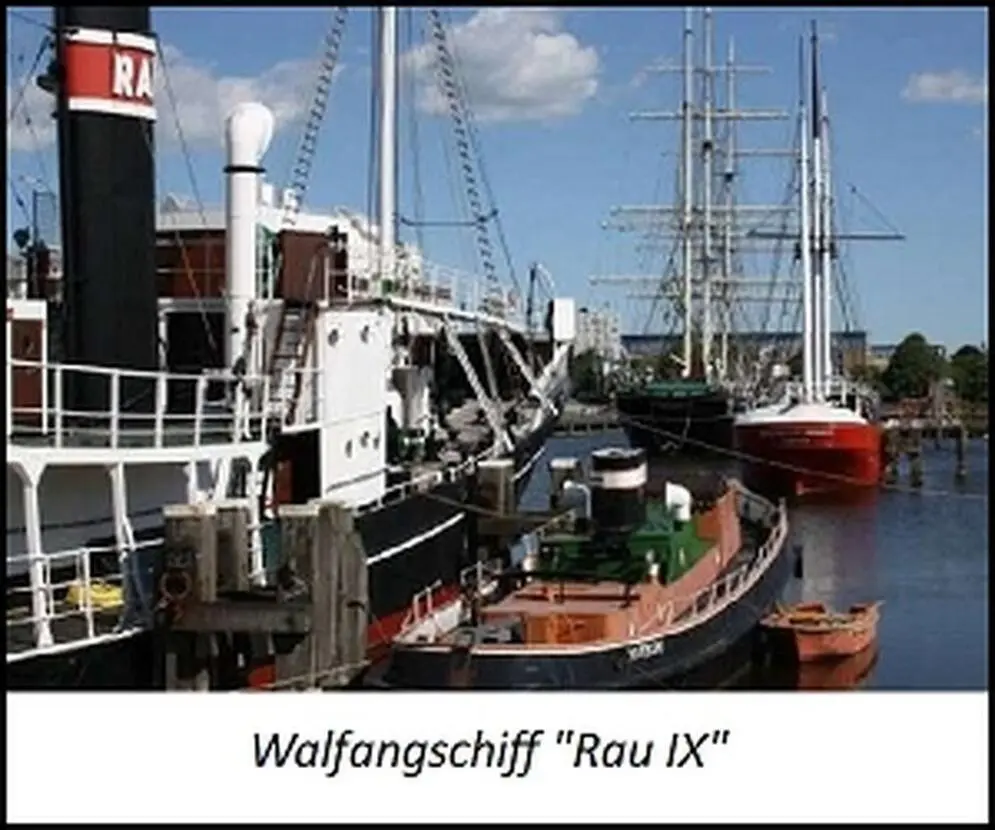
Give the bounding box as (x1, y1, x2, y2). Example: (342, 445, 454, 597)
(398, 559, 504, 640)
(401, 579, 444, 631)
(6, 521, 273, 661)
(650, 489, 789, 636)
(327, 259, 527, 332)
(6, 359, 284, 450)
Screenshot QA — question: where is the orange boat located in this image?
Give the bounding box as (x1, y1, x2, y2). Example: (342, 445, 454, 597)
(795, 642, 878, 690)
(760, 601, 881, 663)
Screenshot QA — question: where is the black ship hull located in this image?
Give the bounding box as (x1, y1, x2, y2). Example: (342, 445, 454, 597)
(615, 389, 735, 456)
(5, 414, 557, 690)
(374, 518, 796, 690)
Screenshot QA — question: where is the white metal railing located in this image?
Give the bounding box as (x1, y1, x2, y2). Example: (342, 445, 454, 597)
(6, 359, 318, 448)
(398, 559, 504, 640)
(6, 522, 272, 660)
(325, 258, 527, 330)
(401, 579, 444, 630)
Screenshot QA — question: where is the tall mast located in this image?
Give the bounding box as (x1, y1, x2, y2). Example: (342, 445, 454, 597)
(593, 9, 792, 382)
(700, 8, 715, 383)
(819, 87, 833, 384)
(799, 95, 815, 402)
(680, 7, 695, 378)
(378, 7, 398, 281)
(808, 23, 824, 399)
(720, 36, 737, 382)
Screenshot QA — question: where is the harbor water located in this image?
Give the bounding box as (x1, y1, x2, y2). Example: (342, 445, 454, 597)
(522, 431, 989, 691)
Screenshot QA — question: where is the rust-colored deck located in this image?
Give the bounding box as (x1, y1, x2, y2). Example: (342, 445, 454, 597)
(464, 490, 743, 648)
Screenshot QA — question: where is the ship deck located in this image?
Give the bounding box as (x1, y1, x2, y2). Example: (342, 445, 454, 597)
(425, 508, 768, 650)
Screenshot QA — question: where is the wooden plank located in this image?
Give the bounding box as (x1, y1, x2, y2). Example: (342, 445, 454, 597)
(311, 502, 340, 686)
(274, 504, 319, 689)
(216, 500, 251, 593)
(161, 503, 217, 691)
(326, 502, 366, 684)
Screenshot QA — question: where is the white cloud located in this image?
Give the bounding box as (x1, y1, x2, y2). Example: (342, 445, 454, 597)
(402, 8, 599, 124)
(7, 44, 339, 154)
(6, 74, 57, 153)
(901, 70, 987, 105)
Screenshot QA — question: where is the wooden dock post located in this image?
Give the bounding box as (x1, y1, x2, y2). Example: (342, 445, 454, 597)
(954, 426, 967, 482)
(274, 502, 368, 690)
(216, 500, 252, 593)
(157, 498, 366, 692)
(326, 501, 368, 685)
(907, 424, 924, 489)
(161, 503, 218, 691)
(882, 430, 899, 486)
(476, 458, 515, 568)
(477, 458, 515, 516)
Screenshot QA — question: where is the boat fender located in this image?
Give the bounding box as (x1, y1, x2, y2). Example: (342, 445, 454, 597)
(664, 481, 693, 523)
(793, 544, 804, 579)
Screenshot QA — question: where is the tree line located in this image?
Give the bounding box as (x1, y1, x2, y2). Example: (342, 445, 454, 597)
(569, 332, 988, 407)
(853, 333, 988, 405)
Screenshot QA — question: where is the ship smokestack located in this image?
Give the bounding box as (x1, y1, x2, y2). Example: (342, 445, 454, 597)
(588, 447, 648, 534)
(224, 102, 275, 373)
(53, 8, 159, 412)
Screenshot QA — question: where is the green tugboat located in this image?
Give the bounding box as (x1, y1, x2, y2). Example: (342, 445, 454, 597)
(375, 446, 794, 689)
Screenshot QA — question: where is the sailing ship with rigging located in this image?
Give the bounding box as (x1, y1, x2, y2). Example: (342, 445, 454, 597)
(6, 6, 575, 688)
(733, 24, 899, 498)
(591, 7, 799, 457)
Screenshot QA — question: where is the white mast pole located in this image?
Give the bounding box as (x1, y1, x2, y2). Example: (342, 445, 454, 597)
(809, 23, 823, 400)
(799, 100, 814, 403)
(721, 36, 736, 383)
(701, 7, 715, 383)
(680, 7, 694, 379)
(820, 88, 833, 385)
(378, 7, 398, 285)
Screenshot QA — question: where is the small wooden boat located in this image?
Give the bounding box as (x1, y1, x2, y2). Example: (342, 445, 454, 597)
(795, 641, 878, 690)
(760, 601, 881, 662)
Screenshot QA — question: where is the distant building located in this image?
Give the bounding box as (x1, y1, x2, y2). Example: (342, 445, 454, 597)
(576, 307, 623, 361)
(866, 344, 897, 369)
(621, 330, 869, 373)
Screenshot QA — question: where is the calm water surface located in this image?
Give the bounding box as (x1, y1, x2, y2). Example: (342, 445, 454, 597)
(522, 431, 989, 691)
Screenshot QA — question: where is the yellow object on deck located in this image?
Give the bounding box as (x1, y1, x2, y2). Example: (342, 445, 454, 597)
(66, 580, 124, 610)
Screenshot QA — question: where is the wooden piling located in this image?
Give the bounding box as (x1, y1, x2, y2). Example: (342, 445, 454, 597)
(955, 427, 967, 482)
(158, 498, 367, 691)
(161, 503, 217, 691)
(216, 500, 251, 593)
(477, 458, 515, 516)
(882, 430, 899, 486)
(907, 426, 924, 489)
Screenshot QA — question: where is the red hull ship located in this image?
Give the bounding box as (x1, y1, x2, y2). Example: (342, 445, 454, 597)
(735, 403, 882, 498)
(734, 26, 888, 500)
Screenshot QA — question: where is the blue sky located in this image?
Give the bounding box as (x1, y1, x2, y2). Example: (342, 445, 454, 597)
(6, 7, 988, 348)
